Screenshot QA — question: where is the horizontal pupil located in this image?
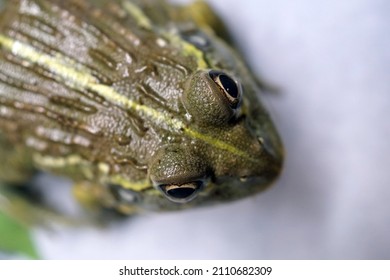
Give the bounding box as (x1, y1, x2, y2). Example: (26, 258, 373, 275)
(219, 74, 238, 98)
(167, 187, 196, 199)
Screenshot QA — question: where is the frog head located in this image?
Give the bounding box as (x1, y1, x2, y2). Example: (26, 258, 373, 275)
(149, 69, 283, 205)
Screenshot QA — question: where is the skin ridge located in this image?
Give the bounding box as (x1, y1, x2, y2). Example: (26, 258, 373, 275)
(0, 33, 255, 159)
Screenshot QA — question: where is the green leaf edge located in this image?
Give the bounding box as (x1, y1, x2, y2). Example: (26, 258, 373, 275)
(0, 211, 40, 259)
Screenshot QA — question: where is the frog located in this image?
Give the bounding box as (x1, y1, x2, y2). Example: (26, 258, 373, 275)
(0, 0, 283, 215)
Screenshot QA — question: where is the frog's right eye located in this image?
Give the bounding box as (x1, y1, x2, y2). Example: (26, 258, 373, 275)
(157, 181, 204, 203)
(149, 146, 209, 204)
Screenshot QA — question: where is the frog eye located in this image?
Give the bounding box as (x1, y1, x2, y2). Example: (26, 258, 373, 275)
(157, 181, 204, 203)
(209, 70, 242, 109)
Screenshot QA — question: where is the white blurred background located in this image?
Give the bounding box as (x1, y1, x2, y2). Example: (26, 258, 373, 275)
(9, 0, 390, 259)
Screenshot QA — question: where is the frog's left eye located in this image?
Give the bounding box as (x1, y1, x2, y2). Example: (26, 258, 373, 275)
(184, 70, 243, 125)
(209, 70, 242, 109)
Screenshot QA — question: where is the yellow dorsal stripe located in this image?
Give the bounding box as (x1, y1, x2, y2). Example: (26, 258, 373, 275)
(0, 34, 252, 160)
(122, 1, 153, 30)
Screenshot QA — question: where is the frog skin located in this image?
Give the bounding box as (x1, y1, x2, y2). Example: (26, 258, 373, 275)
(0, 0, 283, 214)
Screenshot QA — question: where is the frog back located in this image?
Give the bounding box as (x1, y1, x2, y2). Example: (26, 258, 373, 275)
(0, 0, 206, 182)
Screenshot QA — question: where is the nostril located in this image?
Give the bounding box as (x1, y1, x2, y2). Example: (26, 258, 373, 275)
(166, 187, 196, 199)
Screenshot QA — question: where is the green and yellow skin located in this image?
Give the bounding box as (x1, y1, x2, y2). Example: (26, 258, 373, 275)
(0, 0, 283, 214)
